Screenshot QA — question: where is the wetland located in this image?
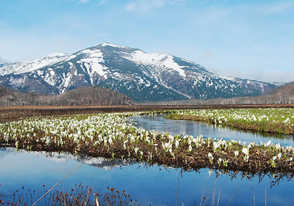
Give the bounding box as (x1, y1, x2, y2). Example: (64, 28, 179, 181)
(1, 108, 294, 205)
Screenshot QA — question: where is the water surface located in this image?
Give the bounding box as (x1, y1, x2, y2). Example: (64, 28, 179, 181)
(131, 115, 294, 146)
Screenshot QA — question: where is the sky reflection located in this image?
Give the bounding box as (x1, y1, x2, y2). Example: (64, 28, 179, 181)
(1, 147, 294, 206)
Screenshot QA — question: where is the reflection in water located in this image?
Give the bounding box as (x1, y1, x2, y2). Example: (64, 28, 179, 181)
(1, 148, 294, 205)
(131, 115, 294, 147)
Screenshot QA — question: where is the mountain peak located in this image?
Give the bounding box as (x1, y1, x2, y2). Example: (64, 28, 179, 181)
(0, 43, 283, 102)
(98, 42, 128, 48)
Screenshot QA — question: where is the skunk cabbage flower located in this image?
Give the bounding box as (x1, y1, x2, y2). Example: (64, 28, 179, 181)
(242, 147, 249, 156)
(234, 151, 239, 157)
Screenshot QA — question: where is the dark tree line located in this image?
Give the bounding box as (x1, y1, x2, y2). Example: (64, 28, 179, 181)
(0, 86, 133, 106)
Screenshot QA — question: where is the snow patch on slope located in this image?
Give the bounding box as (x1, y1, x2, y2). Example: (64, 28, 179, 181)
(10, 76, 26, 87)
(126, 50, 186, 77)
(76, 49, 108, 84)
(100, 42, 127, 49)
(44, 68, 57, 86)
(0, 53, 68, 76)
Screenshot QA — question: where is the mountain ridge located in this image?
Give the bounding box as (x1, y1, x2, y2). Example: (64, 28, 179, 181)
(0, 43, 284, 102)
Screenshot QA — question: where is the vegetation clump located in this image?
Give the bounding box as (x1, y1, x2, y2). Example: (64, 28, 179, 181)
(1, 112, 294, 176)
(165, 108, 294, 135)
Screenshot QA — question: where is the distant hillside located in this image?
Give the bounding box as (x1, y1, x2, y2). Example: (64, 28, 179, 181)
(269, 81, 294, 97)
(1, 81, 293, 107)
(0, 86, 133, 106)
(145, 81, 294, 105)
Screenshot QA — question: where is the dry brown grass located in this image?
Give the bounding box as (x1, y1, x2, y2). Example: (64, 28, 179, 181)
(1, 104, 294, 124)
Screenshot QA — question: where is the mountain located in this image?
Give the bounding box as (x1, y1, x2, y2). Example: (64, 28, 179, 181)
(269, 81, 294, 97)
(0, 43, 283, 102)
(0, 52, 68, 76)
(150, 81, 294, 106)
(0, 86, 133, 106)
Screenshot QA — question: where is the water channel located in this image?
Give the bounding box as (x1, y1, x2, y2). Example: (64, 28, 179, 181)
(1, 115, 294, 205)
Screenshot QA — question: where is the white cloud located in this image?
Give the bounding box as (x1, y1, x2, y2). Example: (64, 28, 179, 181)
(97, 0, 107, 6)
(125, 0, 185, 12)
(0, 28, 85, 62)
(171, 0, 186, 6)
(126, 0, 165, 11)
(126, 2, 136, 11)
(79, 0, 89, 3)
(252, 46, 268, 52)
(258, 2, 294, 14)
(249, 70, 294, 83)
(204, 56, 294, 83)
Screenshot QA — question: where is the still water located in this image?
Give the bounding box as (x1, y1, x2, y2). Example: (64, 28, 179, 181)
(1, 115, 294, 205)
(131, 115, 294, 147)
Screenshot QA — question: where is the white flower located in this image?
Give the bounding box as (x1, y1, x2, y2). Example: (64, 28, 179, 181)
(208, 169, 214, 176)
(242, 147, 249, 156)
(234, 151, 239, 157)
(272, 156, 277, 161)
(208, 153, 214, 159)
(277, 153, 282, 160)
(175, 140, 179, 148)
(244, 155, 249, 162)
(265, 140, 272, 147)
(284, 118, 290, 123)
(188, 145, 193, 152)
(169, 135, 174, 142)
(276, 143, 281, 150)
(108, 137, 113, 145)
(123, 140, 128, 149)
(213, 140, 221, 150)
(223, 159, 229, 167)
(162, 142, 172, 151)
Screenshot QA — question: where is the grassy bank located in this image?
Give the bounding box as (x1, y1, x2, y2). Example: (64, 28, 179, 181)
(165, 108, 294, 135)
(1, 112, 294, 176)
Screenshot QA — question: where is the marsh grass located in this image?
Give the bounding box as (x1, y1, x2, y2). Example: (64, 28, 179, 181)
(1, 112, 294, 176)
(0, 184, 139, 206)
(165, 108, 294, 135)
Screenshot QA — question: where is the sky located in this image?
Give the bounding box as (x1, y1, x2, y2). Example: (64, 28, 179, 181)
(0, 0, 294, 83)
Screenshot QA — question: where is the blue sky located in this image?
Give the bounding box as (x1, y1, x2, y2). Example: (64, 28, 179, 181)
(0, 0, 294, 83)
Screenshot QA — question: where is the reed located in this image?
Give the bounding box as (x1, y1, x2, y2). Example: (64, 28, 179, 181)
(0, 184, 139, 206)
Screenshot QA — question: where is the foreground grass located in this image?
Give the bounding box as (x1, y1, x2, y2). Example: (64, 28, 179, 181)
(0, 184, 139, 206)
(165, 108, 294, 135)
(1, 112, 294, 177)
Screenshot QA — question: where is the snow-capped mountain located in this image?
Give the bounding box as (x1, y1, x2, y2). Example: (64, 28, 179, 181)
(0, 43, 281, 102)
(0, 52, 68, 76)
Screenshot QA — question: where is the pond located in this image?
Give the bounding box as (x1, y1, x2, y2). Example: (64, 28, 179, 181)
(131, 115, 294, 147)
(1, 115, 294, 205)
